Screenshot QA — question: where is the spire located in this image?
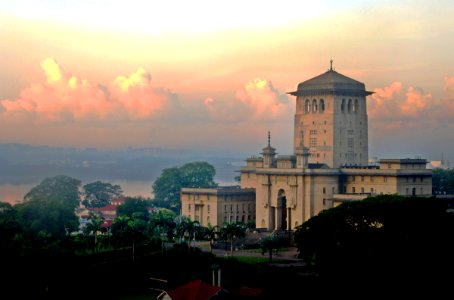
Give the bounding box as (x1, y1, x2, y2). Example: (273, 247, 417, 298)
(330, 59, 333, 71)
(268, 131, 271, 147)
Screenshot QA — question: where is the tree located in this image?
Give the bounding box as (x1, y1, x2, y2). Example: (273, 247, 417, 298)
(82, 181, 123, 208)
(24, 175, 81, 209)
(220, 222, 246, 256)
(16, 175, 81, 239)
(84, 212, 104, 252)
(152, 161, 217, 213)
(116, 197, 150, 221)
(149, 208, 177, 241)
(432, 168, 454, 194)
(260, 234, 280, 262)
(0, 202, 22, 256)
(293, 194, 454, 288)
(175, 217, 200, 255)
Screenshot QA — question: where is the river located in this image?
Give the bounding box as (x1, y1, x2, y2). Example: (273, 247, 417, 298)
(0, 179, 236, 205)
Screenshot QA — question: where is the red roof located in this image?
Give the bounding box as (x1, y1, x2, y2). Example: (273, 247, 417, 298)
(93, 205, 117, 212)
(166, 280, 222, 300)
(101, 220, 113, 228)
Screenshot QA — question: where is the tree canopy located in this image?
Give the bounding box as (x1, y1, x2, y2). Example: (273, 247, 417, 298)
(432, 168, 454, 194)
(116, 197, 150, 221)
(152, 161, 217, 213)
(294, 194, 454, 290)
(24, 175, 81, 209)
(17, 175, 81, 238)
(82, 181, 123, 208)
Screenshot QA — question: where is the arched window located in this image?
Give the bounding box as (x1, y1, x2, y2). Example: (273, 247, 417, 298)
(312, 99, 317, 112)
(347, 99, 352, 113)
(319, 99, 325, 113)
(305, 99, 310, 113)
(341, 99, 345, 112)
(353, 99, 358, 113)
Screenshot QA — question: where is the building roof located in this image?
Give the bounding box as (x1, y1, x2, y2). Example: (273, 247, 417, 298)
(165, 280, 223, 300)
(93, 205, 117, 212)
(289, 67, 373, 97)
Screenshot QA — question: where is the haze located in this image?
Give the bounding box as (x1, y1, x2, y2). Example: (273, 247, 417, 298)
(1, 0, 454, 163)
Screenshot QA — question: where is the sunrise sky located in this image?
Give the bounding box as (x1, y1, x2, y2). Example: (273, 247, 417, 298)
(1, 0, 454, 163)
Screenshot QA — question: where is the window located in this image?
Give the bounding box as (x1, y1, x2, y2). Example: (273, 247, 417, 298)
(323, 187, 326, 194)
(352, 187, 356, 193)
(312, 99, 318, 112)
(224, 205, 227, 212)
(348, 138, 354, 148)
(361, 176, 364, 182)
(207, 204, 210, 213)
(188, 204, 191, 211)
(320, 99, 325, 112)
(310, 138, 317, 147)
(353, 99, 358, 113)
(348, 99, 352, 113)
(341, 99, 345, 112)
(384, 176, 388, 182)
(305, 99, 310, 113)
(361, 187, 364, 193)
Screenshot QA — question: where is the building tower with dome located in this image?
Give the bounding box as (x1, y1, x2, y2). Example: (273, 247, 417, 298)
(181, 63, 432, 231)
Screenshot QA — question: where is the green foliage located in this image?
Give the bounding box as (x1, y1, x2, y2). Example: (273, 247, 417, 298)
(0, 202, 22, 256)
(294, 194, 454, 283)
(16, 175, 81, 239)
(149, 208, 177, 240)
(220, 222, 246, 255)
(432, 168, 454, 194)
(152, 161, 217, 213)
(82, 181, 123, 208)
(116, 197, 150, 221)
(24, 175, 81, 209)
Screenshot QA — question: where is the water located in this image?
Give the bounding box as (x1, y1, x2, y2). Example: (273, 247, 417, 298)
(0, 179, 236, 205)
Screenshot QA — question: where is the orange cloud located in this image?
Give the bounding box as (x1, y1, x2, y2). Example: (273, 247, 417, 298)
(204, 78, 292, 123)
(369, 80, 449, 131)
(0, 58, 176, 123)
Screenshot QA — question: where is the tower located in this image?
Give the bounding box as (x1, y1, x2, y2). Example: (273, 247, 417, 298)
(289, 61, 373, 168)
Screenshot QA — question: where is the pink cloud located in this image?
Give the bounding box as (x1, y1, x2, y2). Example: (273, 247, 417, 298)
(204, 78, 292, 123)
(369, 80, 451, 131)
(0, 58, 176, 123)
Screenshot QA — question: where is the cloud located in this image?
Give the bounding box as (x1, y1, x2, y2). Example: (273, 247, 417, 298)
(0, 58, 177, 123)
(204, 78, 292, 123)
(369, 79, 452, 131)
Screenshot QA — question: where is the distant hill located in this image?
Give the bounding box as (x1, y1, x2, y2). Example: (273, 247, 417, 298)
(0, 143, 245, 185)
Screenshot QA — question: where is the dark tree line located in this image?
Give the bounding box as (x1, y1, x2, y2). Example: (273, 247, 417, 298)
(294, 194, 454, 296)
(432, 168, 454, 194)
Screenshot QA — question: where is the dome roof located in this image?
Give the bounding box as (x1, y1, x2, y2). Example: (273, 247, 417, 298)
(289, 66, 373, 97)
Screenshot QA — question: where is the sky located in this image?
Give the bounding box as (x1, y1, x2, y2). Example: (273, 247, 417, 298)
(1, 0, 454, 163)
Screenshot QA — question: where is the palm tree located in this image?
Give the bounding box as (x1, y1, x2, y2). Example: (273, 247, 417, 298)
(111, 215, 131, 249)
(206, 224, 220, 253)
(175, 217, 200, 255)
(220, 222, 246, 256)
(84, 212, 104, 253)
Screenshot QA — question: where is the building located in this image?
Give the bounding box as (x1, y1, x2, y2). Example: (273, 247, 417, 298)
(181, 186, 255, 227)
(181, 62, 433, 231)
